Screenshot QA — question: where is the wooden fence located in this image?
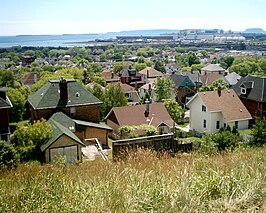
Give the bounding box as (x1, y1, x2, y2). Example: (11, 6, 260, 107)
(112, 133, 193, 159)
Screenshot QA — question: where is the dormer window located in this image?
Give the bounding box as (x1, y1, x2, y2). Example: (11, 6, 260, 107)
(241, 87, 246, 95)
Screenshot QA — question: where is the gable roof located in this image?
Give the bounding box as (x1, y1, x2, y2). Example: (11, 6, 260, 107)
(182, 71, 202, 84)
(169, 73, 196, 88)
(200, 72, 223, 84)
(106, 102, 174, 128)
(223, 72, 242, 86)
(0, 88, 12, 109)
(187, 89, 252, 122)
(139, 67, 163, 78)
(201, 64, 225, 72)
(51, 111, 112, 131)
(21, 72, 40, 86)
(41, 118, 85, 152)
(232, 75, 266, 102)
(101, 70, 120, 82)
(28, 79, 102, 109)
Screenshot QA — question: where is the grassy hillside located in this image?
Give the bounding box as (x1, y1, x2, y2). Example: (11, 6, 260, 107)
(0, 147, 265, 212)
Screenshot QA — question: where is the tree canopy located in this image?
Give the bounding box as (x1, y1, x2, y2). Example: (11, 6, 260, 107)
(154, 77, 175, 102)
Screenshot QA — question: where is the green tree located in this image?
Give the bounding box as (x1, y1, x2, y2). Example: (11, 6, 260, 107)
(251, 117, 266, 146)
(220, 56, 235, 69)
(154, 77, 175, 102)
(102, 83, 128, 117)
(199, 79, 229, 92)
(135, 63, 147, 71)
(0, 141, 20, 169)
(6, 87, 26, 122)
(164, 99, 184, 123)
(0, 70, 14, 87)
(187, 52, 200, 66)
(11, 118, 52, 161)
(154, 60, 166, 73)
(112, 62, 128, 74)
(89, 83, 104, 101)
(191, 64, 204, 71)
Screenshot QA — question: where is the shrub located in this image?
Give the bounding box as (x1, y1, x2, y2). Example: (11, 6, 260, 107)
(0, 141, 20, 169)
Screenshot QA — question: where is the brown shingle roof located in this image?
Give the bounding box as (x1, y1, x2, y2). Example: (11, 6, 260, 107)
(200, 73, 223, 84)
(197, 89, 252, 121)
(139, 67, 163, 77)
(107, 102, 174, 127)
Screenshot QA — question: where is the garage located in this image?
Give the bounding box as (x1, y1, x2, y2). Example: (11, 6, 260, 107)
(50, 145, 78, 163)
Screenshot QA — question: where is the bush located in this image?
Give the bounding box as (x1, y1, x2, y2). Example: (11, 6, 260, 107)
(0, 141, 20, 169)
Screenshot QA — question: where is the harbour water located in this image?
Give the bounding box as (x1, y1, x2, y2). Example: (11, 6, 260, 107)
(0, 34, 113, 48)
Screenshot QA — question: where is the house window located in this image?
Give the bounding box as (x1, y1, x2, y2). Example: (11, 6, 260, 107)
(70, 107, 76, 117)
(202, 105, 206, 112)
(203, 119, 206, 128)
(235, 121, 239, 129)
(216, 121, 220, 129)
(241, 87, 246, 95)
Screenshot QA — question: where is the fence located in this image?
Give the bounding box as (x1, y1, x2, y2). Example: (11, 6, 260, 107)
(112, 133, 193, 159)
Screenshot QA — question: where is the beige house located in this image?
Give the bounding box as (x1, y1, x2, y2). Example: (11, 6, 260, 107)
(186, 89, 252, 134)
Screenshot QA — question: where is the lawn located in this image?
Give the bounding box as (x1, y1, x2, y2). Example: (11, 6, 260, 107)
(0, 146, 265, 212)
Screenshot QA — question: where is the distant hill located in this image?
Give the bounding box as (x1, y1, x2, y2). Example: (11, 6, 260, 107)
(105, 29, 180, 37)
(243, 28, 265, 34)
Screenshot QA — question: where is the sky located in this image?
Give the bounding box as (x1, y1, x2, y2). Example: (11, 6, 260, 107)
(0, 0, 266, 36)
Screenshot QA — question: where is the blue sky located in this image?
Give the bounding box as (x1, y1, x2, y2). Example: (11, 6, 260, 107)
(0, 0, 265, 35)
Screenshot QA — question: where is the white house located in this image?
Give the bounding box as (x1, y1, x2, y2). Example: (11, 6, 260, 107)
(186, 89, 252, 134)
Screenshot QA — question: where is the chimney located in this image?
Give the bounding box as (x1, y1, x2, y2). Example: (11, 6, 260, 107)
(144, 99, 150, 117)
(135, 81, 138, 91)
(111, 72, 114, 79)
(148, 84, 152, 96)
(59, 77, 68, 100)
(217, 84, 222, 96)
(147, 69, 149, 78)
(0, 88, 7, 100)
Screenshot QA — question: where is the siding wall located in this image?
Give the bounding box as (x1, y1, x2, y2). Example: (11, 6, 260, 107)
(44, 134, 83, 163)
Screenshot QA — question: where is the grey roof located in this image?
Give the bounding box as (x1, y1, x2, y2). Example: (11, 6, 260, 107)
(73, 119, 113, 131)
(202, 64, 225, 72)
(28, 79, 102, 109)
(169, 73, 196, 88)
(223, 72, 242, 86)
(182, 71, 202, 84)
(0, 88, 12, 109)
(51, 111, 112, 131)
(41, 118, 85, 152)
(232, 75, 266, 102)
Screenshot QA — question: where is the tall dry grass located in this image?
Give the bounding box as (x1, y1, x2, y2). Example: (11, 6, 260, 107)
(0, 147, 265, 212)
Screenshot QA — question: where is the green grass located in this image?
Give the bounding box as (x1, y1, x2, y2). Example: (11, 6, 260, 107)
(178, 122, 189, 128)
(238, 129, 252, 135)
(0, 147, 265, 212)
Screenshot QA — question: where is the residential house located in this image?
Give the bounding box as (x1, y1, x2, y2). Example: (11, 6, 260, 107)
(28, 77, 112, 161)
(182, 71, 202, 88)
(119, 66, 144, 89)
(28, 77, 102, 122)
(105, 102, 175, 135)
(101, 70, 120, 84)
(186, 89, 252, 134)
(41, 115, 86, 163)
(118, 83, 141, 105)
(222, 72, 242, 87)
(138, 67, 163, 83)
(200, 72, 224, 85)
(201, 64, 225, 75)
(232, 75, 266, 118)
(139, 79, 156, 103)
(169, 73, 196, 105)
(21, 72, 41, 88)
(0, 88, 12, 142)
